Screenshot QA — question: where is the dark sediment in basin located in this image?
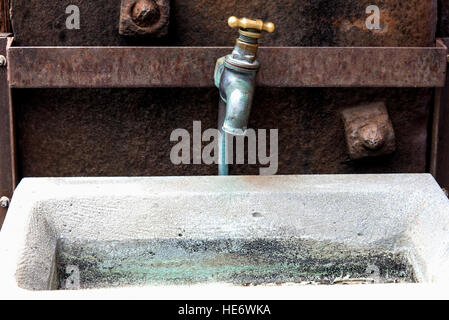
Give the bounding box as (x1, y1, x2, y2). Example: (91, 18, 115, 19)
(56, 238, 415, 290)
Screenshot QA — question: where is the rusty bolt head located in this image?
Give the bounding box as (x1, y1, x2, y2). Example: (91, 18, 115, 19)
(132, 0, 160, 27)
(0, 196, 10, 208)
(0, 55, 6, 67)
(359, 123, 386, 151)
(120, 0, 170, 37)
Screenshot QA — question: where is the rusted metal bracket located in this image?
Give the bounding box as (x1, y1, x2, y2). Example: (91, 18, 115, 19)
(431, 39, 449, 189)
(0, 34, 17, 229)
(7, 45, 447, 88)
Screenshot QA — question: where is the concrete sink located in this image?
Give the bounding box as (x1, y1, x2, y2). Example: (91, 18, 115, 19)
(1, 174, 449, 294)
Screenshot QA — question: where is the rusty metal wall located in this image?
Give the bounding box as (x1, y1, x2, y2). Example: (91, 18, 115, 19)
(11, 0, 436, 47)
(0, 0, 11, 33)
(438, 0, 449, 37)
(14, 87, 431, 177)
(7, 0, 440, 178)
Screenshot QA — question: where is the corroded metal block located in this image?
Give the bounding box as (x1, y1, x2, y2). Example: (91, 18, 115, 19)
(341, 102, 396, 160)
(119, 0, 170, 37)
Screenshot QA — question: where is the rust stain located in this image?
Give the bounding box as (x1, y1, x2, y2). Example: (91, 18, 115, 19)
(332, 10, 400, 35)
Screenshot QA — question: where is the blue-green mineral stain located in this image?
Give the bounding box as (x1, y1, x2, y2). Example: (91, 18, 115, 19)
(56, 238, 415, 290)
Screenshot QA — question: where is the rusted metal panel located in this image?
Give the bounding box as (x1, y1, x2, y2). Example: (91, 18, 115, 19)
(431, 38, 449, 189)
(438, 0, 449, 38)
(0, 35, 16, 229)
(0, 0, 11, 33)
(14, 87, 431, 178)
(7, 46, 448, 88)
(10, 0, 437, 47)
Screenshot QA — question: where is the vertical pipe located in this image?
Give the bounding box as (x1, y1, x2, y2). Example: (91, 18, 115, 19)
(0, 36, 17, 229)
(218, 99, 229, 175)
(431, 39, 449, 190)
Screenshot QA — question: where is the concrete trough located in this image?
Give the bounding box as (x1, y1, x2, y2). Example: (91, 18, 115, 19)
(0, 174, 449, 294)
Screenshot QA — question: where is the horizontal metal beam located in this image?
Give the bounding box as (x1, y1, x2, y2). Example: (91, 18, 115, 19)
(7, 45, 448, 88)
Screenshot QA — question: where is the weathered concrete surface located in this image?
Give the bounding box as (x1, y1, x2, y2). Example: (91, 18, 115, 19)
(10, 0, 436, 46)
(13, 88, 431, 177)
(0, 174, 448, 292)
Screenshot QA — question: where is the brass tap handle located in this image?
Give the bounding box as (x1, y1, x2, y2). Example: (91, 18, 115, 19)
(228, 16, 275, 33)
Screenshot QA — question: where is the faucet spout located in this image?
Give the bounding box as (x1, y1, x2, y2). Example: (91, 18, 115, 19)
(222, 78, 255, 136)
